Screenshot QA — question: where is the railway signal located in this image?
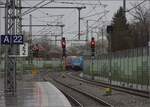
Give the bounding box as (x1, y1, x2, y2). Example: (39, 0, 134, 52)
(106, 25, 113, 34)
(90, 37, 96, 80)
(61, 37, 66, 48)
(90, 37, 96, 57)
(61, 37, 66, 57)
(61, 37, 67, 75)
(32, 44, 39, 57)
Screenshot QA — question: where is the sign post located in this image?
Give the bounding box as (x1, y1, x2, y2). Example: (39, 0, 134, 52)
(19, 43, 28, 57)
(1, 34, 23, 95)
(1, 35, 24, 45)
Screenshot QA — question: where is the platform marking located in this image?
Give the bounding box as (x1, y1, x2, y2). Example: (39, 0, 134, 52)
(35, 82, 71, 107)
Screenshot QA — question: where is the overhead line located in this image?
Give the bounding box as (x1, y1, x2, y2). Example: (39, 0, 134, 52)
(22, 0, 54, 16)
(81, 10, 109, 19)
(22, 0, 47, 15)
(48, 39, 87, 41)
(0, 6, 86, 9)
(32, 34, 61, 36)
(22, 24, 65, 27)
(54, 1, 105, 6)
(23, 0, 63, 17)
(21, 6, 86, 9)
(126, 0, 147, 12)
(54, 1, 103, 5)
(22, 0, 149, 1)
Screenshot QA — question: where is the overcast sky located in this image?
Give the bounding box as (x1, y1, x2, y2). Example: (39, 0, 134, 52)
(0, 0, 150, 45)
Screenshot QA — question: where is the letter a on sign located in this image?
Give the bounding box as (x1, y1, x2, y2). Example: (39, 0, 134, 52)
(1, 35, 11, 44)
(4, 36, 9, 42)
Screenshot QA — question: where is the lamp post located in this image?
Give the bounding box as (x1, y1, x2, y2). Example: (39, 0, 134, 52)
(148, 22, 150, 89)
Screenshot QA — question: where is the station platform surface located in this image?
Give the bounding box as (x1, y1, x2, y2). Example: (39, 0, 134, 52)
(0, 81, 71, 107)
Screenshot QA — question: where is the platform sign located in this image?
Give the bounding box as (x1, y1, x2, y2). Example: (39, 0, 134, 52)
(12, 35, 23, 44)
(19, 43, 28, 57)
(1, 35, 11, 44)
(0, 35, 23, 44)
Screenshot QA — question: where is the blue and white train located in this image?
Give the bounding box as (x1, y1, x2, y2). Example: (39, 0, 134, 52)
(65, 56, 84, 71)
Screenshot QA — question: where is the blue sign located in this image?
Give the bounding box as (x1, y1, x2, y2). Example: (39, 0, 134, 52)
(12, 35, 23, 44)
(1, 35, 11, 44)
(0, 35, 23, 44)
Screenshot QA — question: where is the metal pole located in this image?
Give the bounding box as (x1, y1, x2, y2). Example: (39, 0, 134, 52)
(61, 25, 63, 38)
(101, 28, 104, 53)
(16, 0, 22, 80)
(86, 20, 89, 41)
(29, 14, 32, 64)
(86, 20, 89, 50)
(0, 0, 2, 35)
(91, 30, 93, 39)
(92, 57, 94, 80)
(0, 2, 1, 63)
(55, 36, 57, 47)
(147, 44, 149, 90)
(60, 26, 63, 70)
(148, 4, 150, 88)
(108, 32, 112, 94)
(12, 0, 17, 94)
(78, 8, 81, 40)
(5, 0, 17, 95)
(123, 0, 126, 16)
(4, 1, 8, 94)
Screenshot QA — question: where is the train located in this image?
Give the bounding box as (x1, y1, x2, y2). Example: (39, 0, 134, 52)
(65, 56, 84, 71)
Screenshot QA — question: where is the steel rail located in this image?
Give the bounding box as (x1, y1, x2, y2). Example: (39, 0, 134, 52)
(43, 76, 83, 107)
(61, 90, 83, 107)
(67, 72, 150, 98)
(52, 77, 113, 107)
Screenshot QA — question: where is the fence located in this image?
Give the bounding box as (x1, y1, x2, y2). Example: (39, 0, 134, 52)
(0, 59, 61, 73)
(83, 46, 150, 91)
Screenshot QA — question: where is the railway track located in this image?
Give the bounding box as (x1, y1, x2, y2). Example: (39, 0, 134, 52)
(43, 76, 113, 107)
(67, 72, 150, 98)
(61, 89, 83, 107)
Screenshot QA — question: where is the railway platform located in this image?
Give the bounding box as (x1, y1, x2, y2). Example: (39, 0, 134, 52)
(0, 80, 71, 107)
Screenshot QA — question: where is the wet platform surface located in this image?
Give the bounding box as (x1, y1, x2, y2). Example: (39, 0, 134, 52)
(0, 80, 71, 107)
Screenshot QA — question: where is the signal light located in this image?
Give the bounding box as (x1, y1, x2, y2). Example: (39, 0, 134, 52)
(61, 37, 66, 49)
(91, 37, 95, 48)
(91, 37, 95, 56)
(107, 25, 113, 34)
(61, 37, 66, 57)
(32, 44, 39, 57)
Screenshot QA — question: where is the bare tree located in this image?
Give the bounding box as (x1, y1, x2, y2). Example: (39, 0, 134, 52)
(130, 3, 150, 47)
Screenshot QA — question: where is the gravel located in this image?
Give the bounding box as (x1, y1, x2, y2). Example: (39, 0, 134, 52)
(50, 78, 106, 107)
(49, 72, 150, 107)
